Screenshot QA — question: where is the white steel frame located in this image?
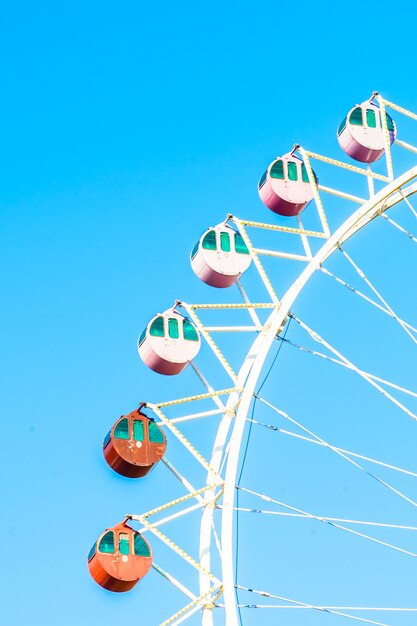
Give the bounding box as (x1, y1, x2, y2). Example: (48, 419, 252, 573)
(125, 95, 417, 625)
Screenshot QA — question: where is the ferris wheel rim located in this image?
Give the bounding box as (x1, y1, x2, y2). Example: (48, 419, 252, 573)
(196, 166, 417, 626)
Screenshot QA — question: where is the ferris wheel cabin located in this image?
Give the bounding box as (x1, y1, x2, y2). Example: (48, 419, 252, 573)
(190, 223, 252, 288)
(258, 151, 316, 217)
(87, 522, 152, 592)
(337, 100, 396, 163)
(103, 407, 167, 478)
(138, 309, 201, 375)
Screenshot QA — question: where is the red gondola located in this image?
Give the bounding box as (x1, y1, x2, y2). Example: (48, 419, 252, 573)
(103, 406, 167, 478)
(87, 521, 152, 592)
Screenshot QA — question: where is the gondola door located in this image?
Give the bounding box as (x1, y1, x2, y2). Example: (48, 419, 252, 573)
(116, 529, 135, 581)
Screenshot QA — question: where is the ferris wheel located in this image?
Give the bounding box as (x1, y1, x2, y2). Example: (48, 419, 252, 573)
(87, 92, 417, 626)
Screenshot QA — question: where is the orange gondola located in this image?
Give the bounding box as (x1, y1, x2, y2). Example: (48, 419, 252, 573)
(103, 406, 167, 478)
(87, 521, 152, 592)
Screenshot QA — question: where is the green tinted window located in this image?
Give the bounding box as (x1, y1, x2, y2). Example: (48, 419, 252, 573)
(133, 420, 144, 441)
(183, 319, 199, 342)
(270, 160, 284, 179)
(148, 421, 164, 443)
(138, 328, 147, 347)
(190, 241, 199, 260)
(119, 533, 130, 555)
(114, 418, 129, 440)
(98, 531, 115, 554)
(134, 533, 151, 557)
(385, 113, 395, 132)
(149, 316, 165, 337)
(349, 107, 363, 126)
(220, 232, 231, 252)
(168, 318, 179, 339)
(202, 230, 217, 250)
(103, 430, 111, 448)
(87, 543, 96, 561)
(258, 170, 268, 189)
(366, 109, 376, 128)
(287, 161, 298, 181)
(301, 163, 310, 183)
(337, 117, 347, 136)
(234, 233, 249, 255)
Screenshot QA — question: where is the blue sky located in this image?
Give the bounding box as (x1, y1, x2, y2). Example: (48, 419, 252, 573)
(2, 2, 417, 625)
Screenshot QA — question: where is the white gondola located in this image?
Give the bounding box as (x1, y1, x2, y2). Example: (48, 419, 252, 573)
(258, 150, 316, 216)
(337, 98, 396, 163)
(190, 223, 252, 288)
(138, 309, 201, 375)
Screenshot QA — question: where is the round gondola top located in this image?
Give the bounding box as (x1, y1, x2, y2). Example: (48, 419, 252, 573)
(337, 99, 396, 163)
(103, 406, 167, 478)
(190, 222, 252, 288)
(87, 521, 152, 592)
(258, 150, 316, 217)
(138, 308, 201, 375)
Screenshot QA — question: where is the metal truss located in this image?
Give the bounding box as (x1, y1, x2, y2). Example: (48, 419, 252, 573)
(124, 95, 417, 625)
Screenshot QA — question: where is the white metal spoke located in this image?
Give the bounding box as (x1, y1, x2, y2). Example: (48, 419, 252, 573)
(228, 609, 388, 625)
(189, 365, 229, 412)
(226, 507, 417, 530)
(280, 334, 417, 398)
(320, 265, 417, 336)
(255, 395, 417, 509)
(161, 458, 206, 503)
(245, 416, 417, 479)
(381, 211, 417, 243)
(400, 190, 417, 219)
(152, 563, 197, 601)
(236, 485, 417, 558)
(290, 314, 417, 422)
(227, 603, 417, 612)
(297, 214, 313, 258)
(228, 603, 417, 613)
(234, 585, 395, 625)
(235, 279, 263, 327)
(339, 247, 417, 346)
